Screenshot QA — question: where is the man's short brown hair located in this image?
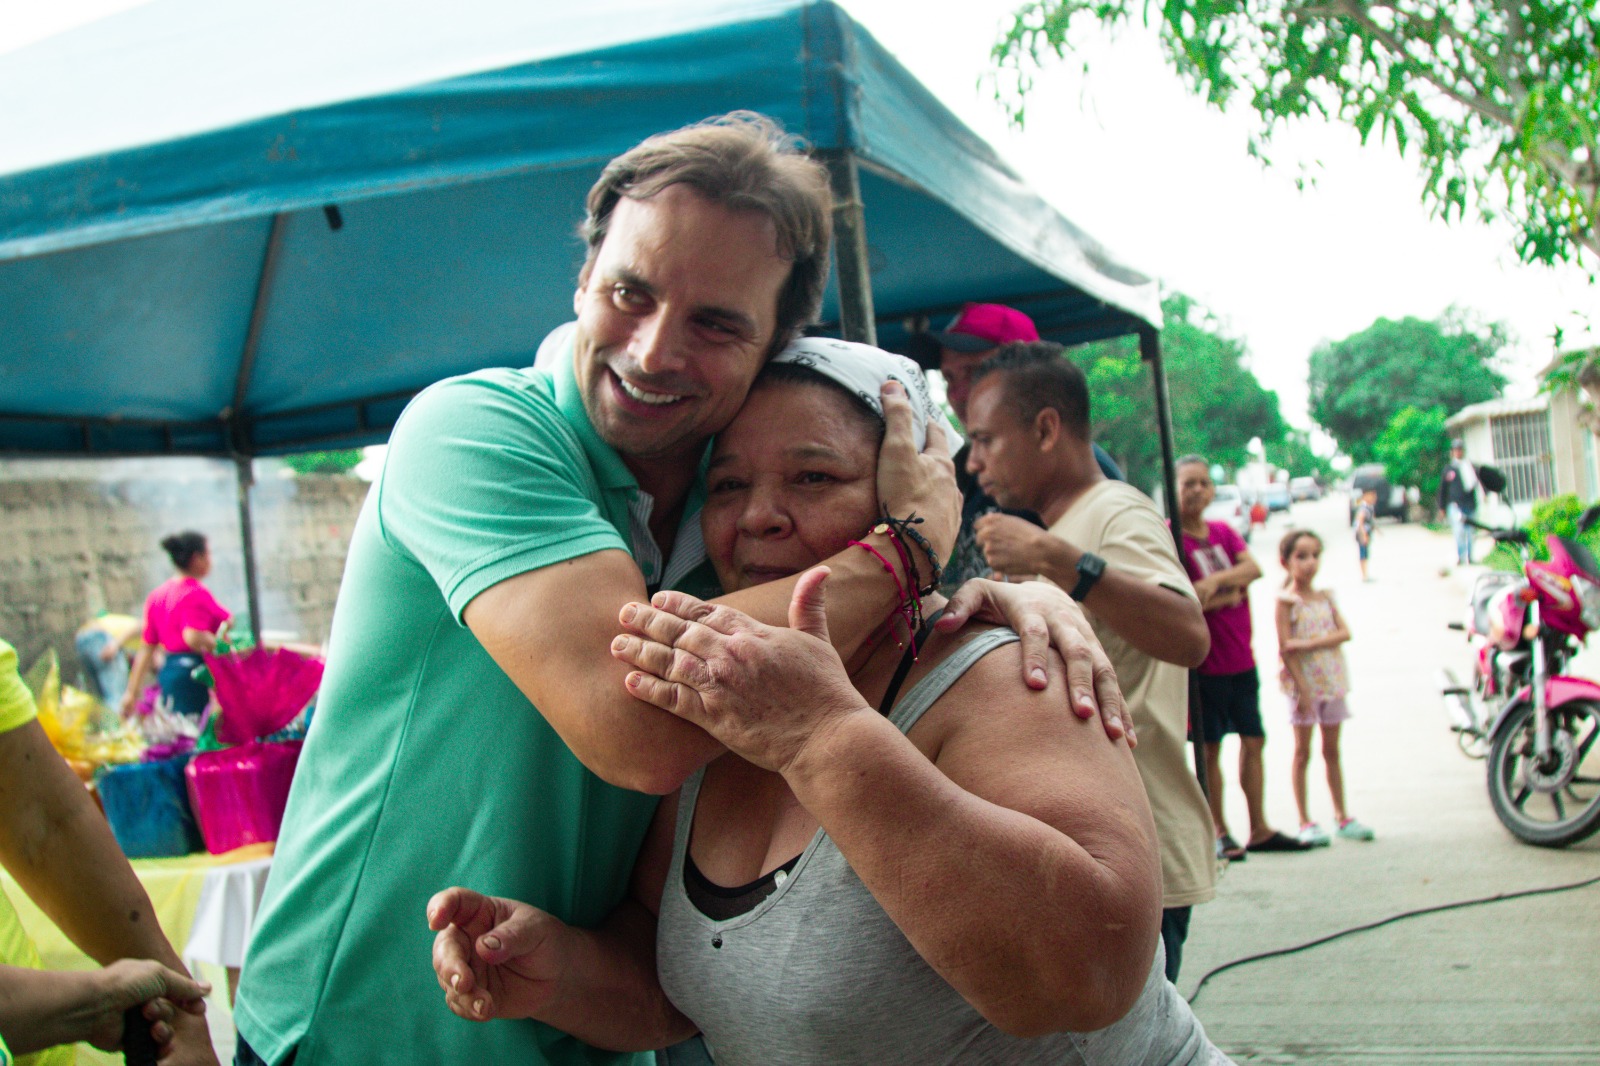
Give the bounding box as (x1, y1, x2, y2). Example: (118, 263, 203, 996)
(582, 112, 833, 356)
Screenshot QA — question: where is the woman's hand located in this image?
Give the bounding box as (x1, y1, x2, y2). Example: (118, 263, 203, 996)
(612, 568, 872, 775)
(936, 578, 1132, 744)
(875, 381, 960, 571)
(85, 959, 210, 1053)
(428, 888, 576, 1023)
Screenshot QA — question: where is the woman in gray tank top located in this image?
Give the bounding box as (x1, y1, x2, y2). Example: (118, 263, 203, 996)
(430, 343, 1230, 1064)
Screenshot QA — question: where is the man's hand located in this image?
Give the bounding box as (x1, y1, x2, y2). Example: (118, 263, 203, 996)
(936, 579, 1131, 745)
(875, 381, 960, 571)
(612, 570, 872, 775)
(972, 513, 1058, 580)
(428, 888, 577, 1023)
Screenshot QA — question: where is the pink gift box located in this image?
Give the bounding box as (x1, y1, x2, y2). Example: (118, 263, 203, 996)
(185, 740, 302, 854)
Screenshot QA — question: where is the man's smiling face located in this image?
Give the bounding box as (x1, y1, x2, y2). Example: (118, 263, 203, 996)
(572, 184, 791, 469)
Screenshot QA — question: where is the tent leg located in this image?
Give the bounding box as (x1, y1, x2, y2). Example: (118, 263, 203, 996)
(819, 150, 877, 345)
(1141, 327, 1207, 796)
(235, 456, 263, 643)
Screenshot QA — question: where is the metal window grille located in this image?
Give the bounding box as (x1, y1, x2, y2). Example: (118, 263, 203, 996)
(1488, 411, 1555, 502)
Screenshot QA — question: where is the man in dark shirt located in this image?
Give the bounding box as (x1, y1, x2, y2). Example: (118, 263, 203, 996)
(1438, 438, 1480, 566)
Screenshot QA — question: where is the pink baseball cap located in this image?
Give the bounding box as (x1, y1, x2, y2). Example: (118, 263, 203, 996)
(928, 303, 1040, 353)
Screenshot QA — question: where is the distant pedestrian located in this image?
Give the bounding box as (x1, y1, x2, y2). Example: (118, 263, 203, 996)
(73, 610, 142, 704)
(1277, 529, 1374, 846)
(1175, 456, 1309, 863)
(1437, 438, 1480, 566)
(1353, 489, 1376, 581)
(120, 531, 232, 719)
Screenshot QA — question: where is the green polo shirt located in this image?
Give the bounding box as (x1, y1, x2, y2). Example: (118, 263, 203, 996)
(234, 356, 718, 1066)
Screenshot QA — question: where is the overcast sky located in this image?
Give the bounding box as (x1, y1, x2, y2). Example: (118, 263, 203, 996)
(5, 0, 1594, 434)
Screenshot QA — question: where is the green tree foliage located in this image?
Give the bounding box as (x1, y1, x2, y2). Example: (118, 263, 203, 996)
(1264, 429, 1334, 482)
(1071, 292, 1287, 490)
(280, 449, 365, 476)
(1488, 492, 1600, 568)
(993, 1, 1599, 269)
(1307, 309, 1507, 460)
(1372, 404, 1450, 495)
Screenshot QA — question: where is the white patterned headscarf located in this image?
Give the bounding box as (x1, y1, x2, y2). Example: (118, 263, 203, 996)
(769, 337, 963, 453)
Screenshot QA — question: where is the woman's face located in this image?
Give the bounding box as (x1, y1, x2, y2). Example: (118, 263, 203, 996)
(703, 382, 881, 593)
(189, 547, 211, 578)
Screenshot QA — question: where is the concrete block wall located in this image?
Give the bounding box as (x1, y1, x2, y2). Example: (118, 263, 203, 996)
(0, 459, 368, 678)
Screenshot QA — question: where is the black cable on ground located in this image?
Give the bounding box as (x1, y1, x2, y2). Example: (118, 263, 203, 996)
(1186, 870, 1600, 1006)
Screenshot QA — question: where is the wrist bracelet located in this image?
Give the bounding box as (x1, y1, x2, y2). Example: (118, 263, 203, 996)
(850, 538, 922, 654)
(879, 513, 942, 596)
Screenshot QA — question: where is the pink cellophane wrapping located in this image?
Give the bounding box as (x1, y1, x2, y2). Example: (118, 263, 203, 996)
(185, 740, 302, 854)
(205, 647, 323, 745)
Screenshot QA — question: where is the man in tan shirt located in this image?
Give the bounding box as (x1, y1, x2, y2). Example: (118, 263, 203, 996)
(962, 340, 1216, 980)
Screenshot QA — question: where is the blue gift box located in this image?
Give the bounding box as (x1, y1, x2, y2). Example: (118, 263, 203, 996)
(97, 755, 204, 858)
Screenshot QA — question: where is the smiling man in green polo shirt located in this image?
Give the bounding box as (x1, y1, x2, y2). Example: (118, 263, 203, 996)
(233, 113, 1120, 1066)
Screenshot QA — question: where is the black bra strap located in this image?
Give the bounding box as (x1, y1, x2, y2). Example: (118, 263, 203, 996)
(876, 607, 946, 715)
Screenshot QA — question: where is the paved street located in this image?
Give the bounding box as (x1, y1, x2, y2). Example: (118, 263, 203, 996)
(1182, 495, 1600, 1064)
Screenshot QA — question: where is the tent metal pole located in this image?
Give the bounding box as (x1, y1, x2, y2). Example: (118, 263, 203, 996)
(235, 456, 263, 643)
(234, 213, 287, 419)
(1140, 326, 1207, 796)
(819, 150, 877, 345)
(1140, 326, 1181, 552)
(227, 212, 286, 643)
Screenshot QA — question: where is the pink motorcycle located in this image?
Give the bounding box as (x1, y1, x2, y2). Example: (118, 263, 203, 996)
(1440, 473, 1600, 847)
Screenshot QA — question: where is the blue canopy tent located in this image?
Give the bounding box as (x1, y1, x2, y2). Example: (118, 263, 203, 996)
(0, 0, 1176, 638)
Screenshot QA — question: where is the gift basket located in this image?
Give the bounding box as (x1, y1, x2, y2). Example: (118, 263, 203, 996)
(185, 645, 322, 854)
(22, 651, 181, 850)
(25, 650, 145, 772)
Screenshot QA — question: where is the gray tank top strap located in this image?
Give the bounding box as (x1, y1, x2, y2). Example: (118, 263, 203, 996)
(672, 766, 708, 847)
(886, 627, 1019, 735)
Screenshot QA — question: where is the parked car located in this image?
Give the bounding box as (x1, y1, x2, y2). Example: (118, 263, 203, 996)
(1204, 483, 1252, 542)
(1347, 463, 1409, 523)
(1289, 476, 1322, 501)
(1261, 481, 1293, 513)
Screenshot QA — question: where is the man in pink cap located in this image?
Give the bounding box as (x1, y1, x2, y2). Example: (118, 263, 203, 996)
(931, 304, 1123, 589)
(929, 303, 1042, 422)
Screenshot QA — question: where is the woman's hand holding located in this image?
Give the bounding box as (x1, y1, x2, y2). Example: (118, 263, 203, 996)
(85, 959, 210, 1053)
(612, 568, 871, 776)
(874, 381, 959, 571)
(428, 888, 576, 1023)
(937, 578, 1132, 745)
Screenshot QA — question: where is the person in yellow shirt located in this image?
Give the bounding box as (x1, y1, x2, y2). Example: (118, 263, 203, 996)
(0, 639, 215, 1065)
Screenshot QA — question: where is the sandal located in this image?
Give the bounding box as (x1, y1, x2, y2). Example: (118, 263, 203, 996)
(1246, 830, 1314, 853)
(1216, 833, 1248, 862)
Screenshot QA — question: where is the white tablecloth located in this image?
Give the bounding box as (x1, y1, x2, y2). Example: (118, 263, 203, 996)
(183, 855, 272, 968)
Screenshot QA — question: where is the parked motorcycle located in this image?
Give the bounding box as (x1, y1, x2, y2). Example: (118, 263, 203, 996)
(1439, 468, 1600, 847)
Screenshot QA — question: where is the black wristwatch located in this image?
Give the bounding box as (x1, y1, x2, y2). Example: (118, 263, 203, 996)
(1069, 551, 1106, 602)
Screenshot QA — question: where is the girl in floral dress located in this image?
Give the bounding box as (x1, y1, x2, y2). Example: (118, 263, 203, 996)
(1277, 529, 1375, 846)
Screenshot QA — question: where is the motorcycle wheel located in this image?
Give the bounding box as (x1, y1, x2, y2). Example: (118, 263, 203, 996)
(1486, 699, 1600, 847)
